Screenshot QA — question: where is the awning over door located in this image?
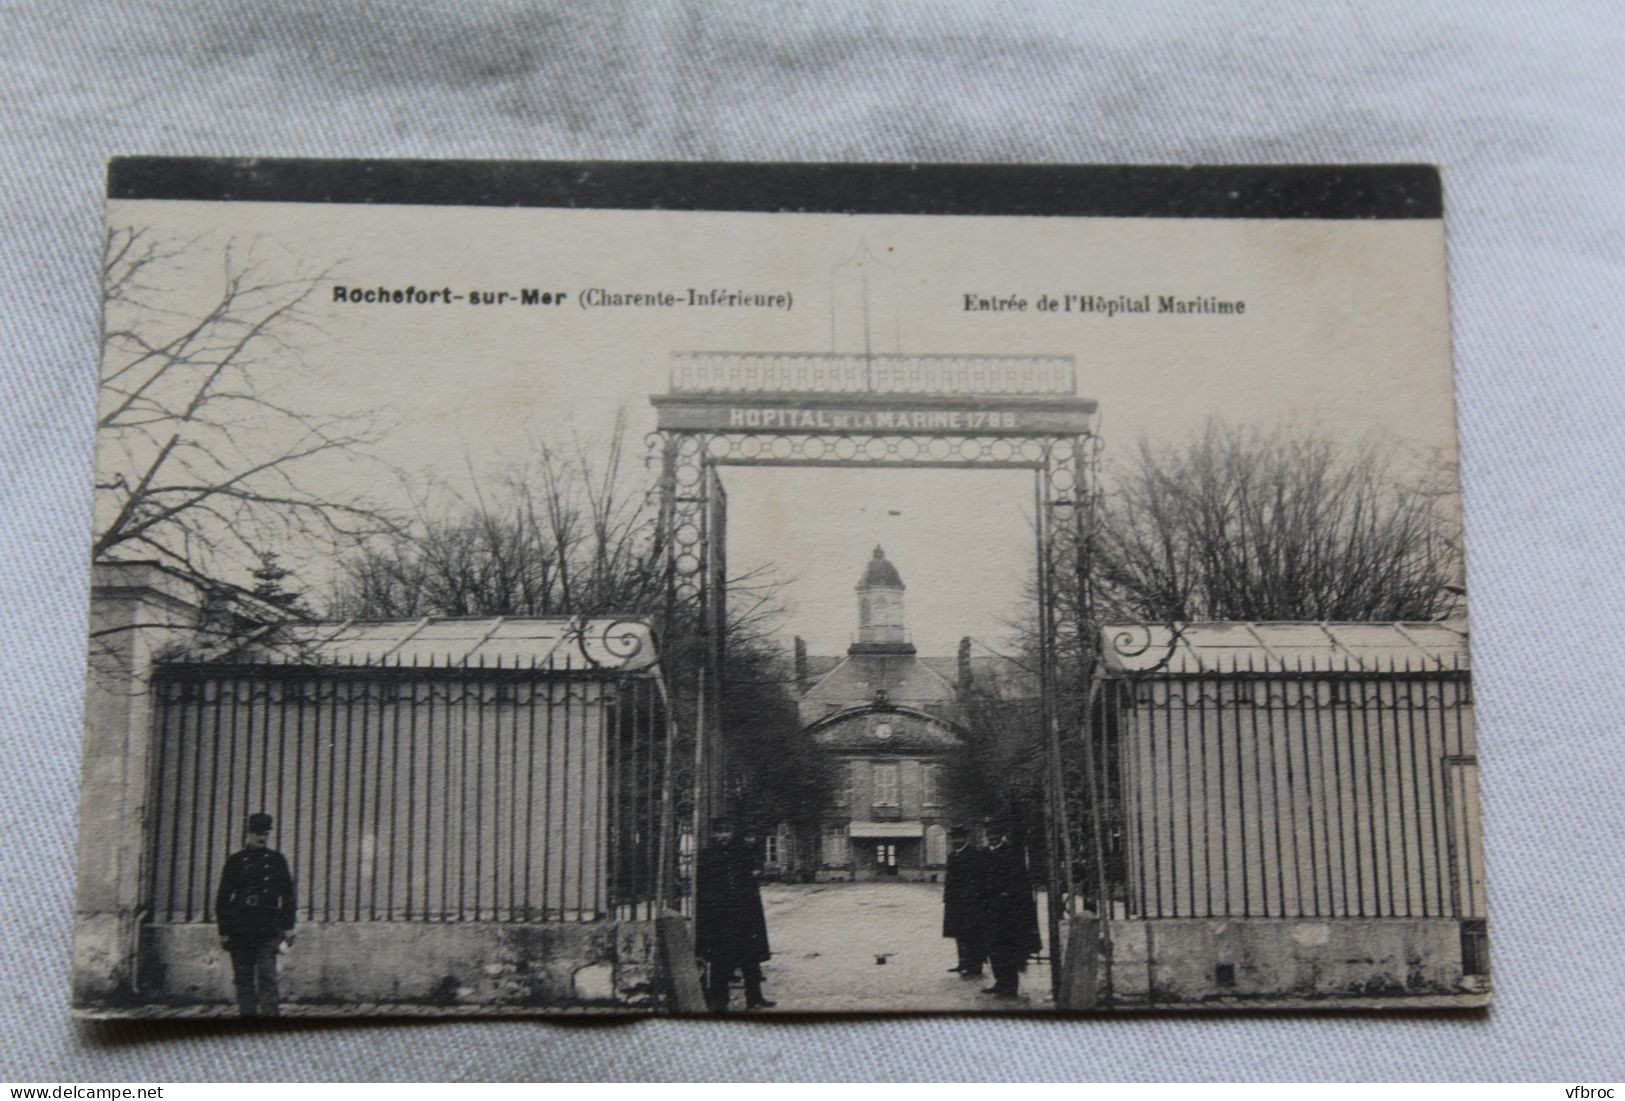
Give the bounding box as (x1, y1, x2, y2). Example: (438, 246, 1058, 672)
(848, 821, 923, 839)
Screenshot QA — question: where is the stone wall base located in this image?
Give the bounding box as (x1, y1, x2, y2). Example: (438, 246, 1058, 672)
(73, 918, 665, 1014)
(1095, 916, 1487, 1005)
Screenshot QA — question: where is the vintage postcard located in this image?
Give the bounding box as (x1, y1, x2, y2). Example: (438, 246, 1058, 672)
(74, 159, 1486, 1017)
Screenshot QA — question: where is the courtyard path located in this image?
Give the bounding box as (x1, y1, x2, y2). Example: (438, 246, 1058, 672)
(740, 881, 1052, 1014)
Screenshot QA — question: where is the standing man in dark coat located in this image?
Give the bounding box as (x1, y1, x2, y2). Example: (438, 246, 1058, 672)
(942, 823, 987, 977)
(980, 822, 1041, 999)
(216, 812, 296, 1017)
(694, 816, 774, 1012)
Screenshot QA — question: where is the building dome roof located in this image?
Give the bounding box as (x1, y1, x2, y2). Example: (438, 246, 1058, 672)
(857, 545, 905, 590)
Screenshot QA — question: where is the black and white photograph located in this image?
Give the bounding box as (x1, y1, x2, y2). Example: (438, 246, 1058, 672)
(73, 159, 1485, 1018)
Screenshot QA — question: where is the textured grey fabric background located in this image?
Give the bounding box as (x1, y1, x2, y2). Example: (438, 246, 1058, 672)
(4, 0, 1623, 1082)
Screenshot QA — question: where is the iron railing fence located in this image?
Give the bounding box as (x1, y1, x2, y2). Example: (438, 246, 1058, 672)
(1075, 657, 1482, 922)
(143, 656, 679, 927)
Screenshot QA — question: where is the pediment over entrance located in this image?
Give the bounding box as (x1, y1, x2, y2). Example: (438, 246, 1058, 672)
(807, 703, 962, 752)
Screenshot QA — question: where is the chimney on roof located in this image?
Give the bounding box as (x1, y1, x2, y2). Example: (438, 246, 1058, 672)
(794, 636, 809, 695)
(958, 636, 973, 690)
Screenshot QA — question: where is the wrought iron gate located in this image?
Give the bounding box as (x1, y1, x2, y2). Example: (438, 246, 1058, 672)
(650, 352, 1099, 999)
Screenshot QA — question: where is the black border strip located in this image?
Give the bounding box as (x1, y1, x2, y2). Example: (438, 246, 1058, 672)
(108, 158, 1441, 219)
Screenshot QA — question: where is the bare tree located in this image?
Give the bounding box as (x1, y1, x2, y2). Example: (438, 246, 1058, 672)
(94, 227, 390, 602)
(330, 413, 665, 620)
(1094, 421, 1462, 624)
(330, 412, 795, 652)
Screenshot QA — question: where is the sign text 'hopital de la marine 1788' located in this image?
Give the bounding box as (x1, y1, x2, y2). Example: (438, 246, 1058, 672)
(651, 352, 1098, 439)
(651, 395, 1097, 437)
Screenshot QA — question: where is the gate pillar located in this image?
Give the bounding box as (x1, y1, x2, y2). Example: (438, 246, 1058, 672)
(74, 563, 208, 1004)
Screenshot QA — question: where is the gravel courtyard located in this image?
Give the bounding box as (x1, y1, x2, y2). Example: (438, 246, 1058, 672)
(737, 880, 1052, 1013)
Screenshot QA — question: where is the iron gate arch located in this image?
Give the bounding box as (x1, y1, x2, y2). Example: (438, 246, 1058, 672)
(649, 353, 1099, 1000)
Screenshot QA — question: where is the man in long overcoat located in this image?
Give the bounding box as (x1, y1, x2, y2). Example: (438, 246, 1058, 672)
(980, 823, 1041, 999)
(941, 823, 987, 977)
(694, 817, 774, 1011)
(215, 812, 296, 1017)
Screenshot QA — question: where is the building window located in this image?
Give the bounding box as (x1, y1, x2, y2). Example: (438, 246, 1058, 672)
(873, 762, 899, 806)
(834, 761, 853, 806)
(925, 823, 948, 866)
(764, 831, 781, 865)
(923, 763, 943, 807)
(822, 824, 849, 866)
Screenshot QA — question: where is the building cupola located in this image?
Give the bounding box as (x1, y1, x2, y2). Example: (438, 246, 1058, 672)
(853, 545, 912, 652)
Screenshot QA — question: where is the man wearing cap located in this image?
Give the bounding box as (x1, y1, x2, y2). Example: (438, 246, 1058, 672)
(980, 822, 1041, 999)
(942, 824, 987, 978)
(216, 812, 296, 1017)
(694, 816, 774, 1012)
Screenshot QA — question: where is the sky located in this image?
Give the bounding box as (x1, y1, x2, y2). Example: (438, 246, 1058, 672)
(101, 196, 1461, 656)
